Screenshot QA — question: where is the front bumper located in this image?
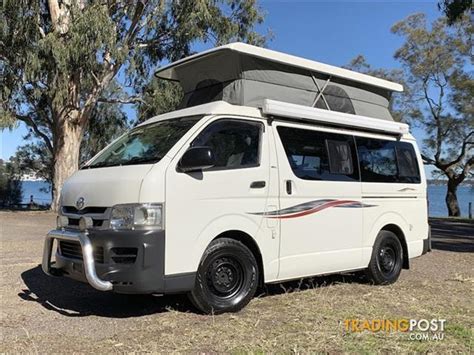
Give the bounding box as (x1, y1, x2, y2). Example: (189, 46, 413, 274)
(42, 229, 113, 291)
(42, 228, 195, 294)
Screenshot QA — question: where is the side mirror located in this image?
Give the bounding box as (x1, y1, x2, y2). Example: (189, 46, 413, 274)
(178, 146, 215, 172)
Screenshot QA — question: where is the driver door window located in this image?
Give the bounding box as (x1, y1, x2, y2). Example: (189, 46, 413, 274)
(192, 119, 263, 170)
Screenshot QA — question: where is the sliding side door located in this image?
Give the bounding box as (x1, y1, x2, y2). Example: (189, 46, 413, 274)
(274, 123, 364, 281)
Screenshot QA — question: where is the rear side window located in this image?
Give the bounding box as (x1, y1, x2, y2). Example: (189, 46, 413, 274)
(356, 137, 420, 183)
(192, 119, 262, 170)
(356, 138, 398, 182)
(396, 142, 421, 183)
(277, 126, 358, 181)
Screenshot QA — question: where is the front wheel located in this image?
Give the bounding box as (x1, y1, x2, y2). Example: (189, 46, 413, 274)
(366, 230, 403, 285)
(188, 238, 259, 314)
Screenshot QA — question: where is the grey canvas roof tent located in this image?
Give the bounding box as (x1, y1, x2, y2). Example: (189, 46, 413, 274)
(155, 43, 403, 121)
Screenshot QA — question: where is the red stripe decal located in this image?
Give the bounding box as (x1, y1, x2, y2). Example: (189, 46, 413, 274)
(268, 200, 360, 219)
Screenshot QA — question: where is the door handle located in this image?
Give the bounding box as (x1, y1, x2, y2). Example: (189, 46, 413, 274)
(286, 180, 292, 195)
(250, 181, 266, 189)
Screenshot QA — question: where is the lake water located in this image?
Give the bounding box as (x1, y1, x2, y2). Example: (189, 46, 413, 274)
(21, 181, 52, 206)
(21, 181, 473, 217)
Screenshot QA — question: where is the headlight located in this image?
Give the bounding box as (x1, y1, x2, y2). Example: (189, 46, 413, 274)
(110, 203, 163, 230)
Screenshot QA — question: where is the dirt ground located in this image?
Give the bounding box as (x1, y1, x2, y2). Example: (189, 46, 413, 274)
(1, 211, 473, 353)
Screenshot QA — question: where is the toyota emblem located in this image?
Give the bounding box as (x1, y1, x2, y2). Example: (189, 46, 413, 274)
(76, 197, 85, 210)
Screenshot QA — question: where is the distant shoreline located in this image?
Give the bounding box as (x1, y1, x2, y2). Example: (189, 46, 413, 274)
(427, 180, 473, 187)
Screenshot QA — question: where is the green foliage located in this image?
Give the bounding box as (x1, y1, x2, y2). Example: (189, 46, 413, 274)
(80, 81, 132, 162)
(14, 143, 53, 183)
(390, 14, 473, 176)
(138, 79, 183, 121)
(390, 13, 473, 216)
(0, 159, 23, 207)
(0, 0, 267, 209)
(438, 0, 472, 25)
(81, 102, 130, 163)
(347, 14, 472, 216)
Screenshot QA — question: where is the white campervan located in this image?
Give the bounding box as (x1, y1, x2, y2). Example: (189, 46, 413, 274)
(43, 43, 430, 314)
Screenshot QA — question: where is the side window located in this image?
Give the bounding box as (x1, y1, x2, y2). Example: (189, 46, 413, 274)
(396, 142, 421, 183)
(326, 140, 354, 175)
(277, 126, 358, 181)
(356, 138, 421, 183)
(356, 137, 398, 182)
(192, 119, 262, 169)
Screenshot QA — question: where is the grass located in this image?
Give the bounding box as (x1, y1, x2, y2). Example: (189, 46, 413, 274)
(1, 212, 473, 353)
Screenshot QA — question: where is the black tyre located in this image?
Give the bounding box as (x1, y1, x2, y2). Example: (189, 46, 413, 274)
(366, 230, 403, 285)
(188, 238, 259, 314)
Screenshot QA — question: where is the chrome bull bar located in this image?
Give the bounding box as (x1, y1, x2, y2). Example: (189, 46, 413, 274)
(42, 229, 113, 291)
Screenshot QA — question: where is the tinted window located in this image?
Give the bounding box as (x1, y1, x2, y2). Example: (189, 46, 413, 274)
(277, 126, 358, 181)
(357, 138, 397, 182)
(356, 138, 420, 183)
(396, 143, 421, 183)
(192, 119, 262, 169)
(327, 140, 354, 175)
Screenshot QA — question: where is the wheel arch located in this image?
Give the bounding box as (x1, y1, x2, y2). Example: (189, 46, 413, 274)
(380, 223, 409, 269)
(213, 230, 265, 286)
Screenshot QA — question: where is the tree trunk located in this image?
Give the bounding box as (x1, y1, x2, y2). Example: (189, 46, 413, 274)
(445, 179, 461, 217)
(51, 118, 84, 212)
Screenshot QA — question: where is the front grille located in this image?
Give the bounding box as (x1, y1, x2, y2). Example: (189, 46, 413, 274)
(59, 241, 104, 264)
(62, 206, 107, 215)
(61, 205, 109, 230)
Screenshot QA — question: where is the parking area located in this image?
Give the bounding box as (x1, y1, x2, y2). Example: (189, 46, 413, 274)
(1, 211, 472, 352)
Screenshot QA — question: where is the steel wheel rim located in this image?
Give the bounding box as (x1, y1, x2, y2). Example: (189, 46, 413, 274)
(206, 256, 244, 299)
(377, 244, 397, 276)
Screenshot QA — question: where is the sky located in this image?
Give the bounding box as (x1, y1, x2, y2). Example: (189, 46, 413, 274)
(1, 0, 441, 172)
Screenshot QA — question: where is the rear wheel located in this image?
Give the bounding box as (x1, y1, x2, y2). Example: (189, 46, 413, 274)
(366, 230, 403, 285)
(189, 238, 258, 314)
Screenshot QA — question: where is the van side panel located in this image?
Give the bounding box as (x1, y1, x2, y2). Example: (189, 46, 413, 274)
(359, 137, 428, 265)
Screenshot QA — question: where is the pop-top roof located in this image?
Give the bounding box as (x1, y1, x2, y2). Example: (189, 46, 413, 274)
(155, 42, 403, 92)
(154, 43, 403, 121)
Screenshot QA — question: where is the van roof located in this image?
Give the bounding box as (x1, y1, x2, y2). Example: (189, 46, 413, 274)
(155, 42, 403, 93)
(142, 100, 411, 138)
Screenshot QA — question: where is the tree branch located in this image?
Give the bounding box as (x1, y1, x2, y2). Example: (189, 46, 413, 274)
(15, 114, 54, 154)
(439, 130, 474, 170)
(422, 78, 443, 164)
(123, 1, 146, 46)
(421, 154, 436, 165)
(97, 95, 146, 105)
(77, 2, 147, 127)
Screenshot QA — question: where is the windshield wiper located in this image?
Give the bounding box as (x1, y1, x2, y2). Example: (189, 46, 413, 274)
(118, 156, 163, 166)
(82, 156, 162, 169)
(82, 161, 118, 169)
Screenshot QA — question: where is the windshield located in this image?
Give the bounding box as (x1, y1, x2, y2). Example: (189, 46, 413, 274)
(83, 116, 202, 169)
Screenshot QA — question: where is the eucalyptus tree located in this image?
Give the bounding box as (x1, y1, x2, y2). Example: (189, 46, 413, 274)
(0, 0, 266, 210)
(438, 0, 472, 24)
(391, 14, 473, 216)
